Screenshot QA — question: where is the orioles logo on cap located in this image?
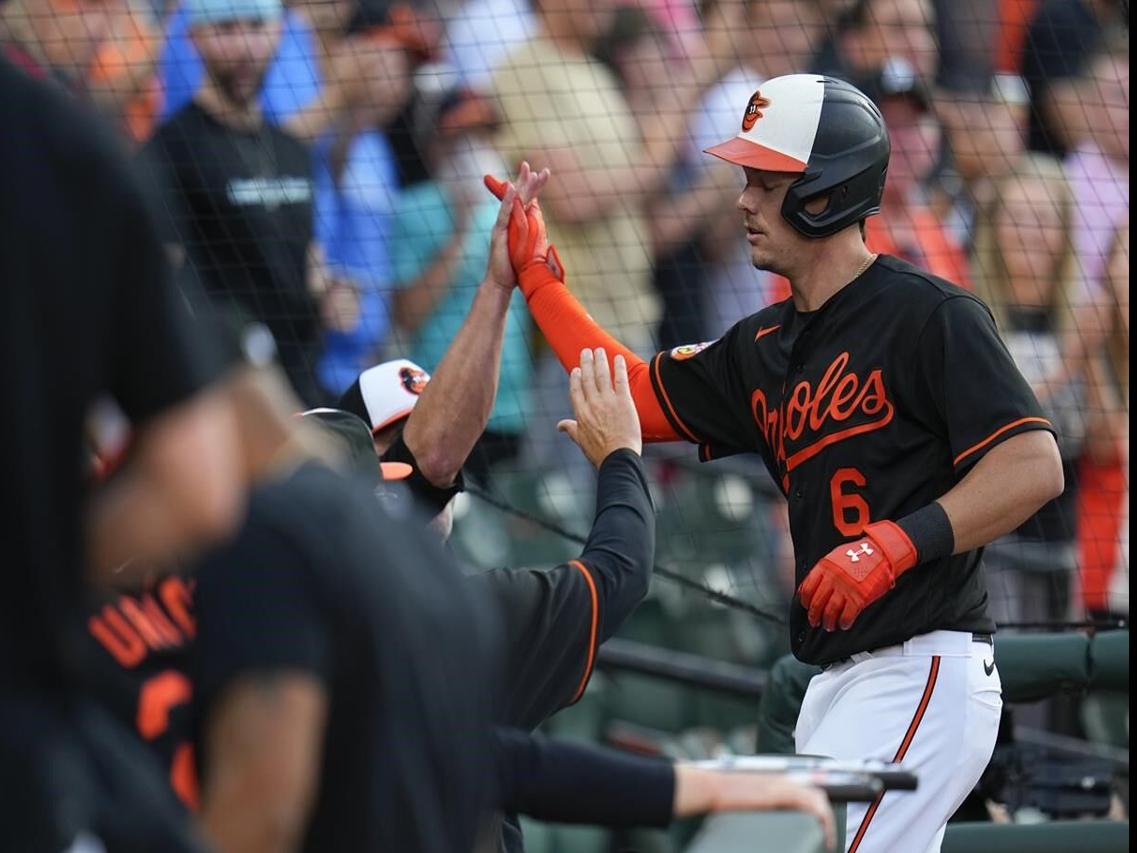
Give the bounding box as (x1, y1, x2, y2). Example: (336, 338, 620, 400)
(400, 366, 429, 395)
(741, 91, 771, 132)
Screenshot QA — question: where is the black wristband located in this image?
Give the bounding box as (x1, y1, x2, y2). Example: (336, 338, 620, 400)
(382, 434, 464, 516)
(895, 502, 955, 563)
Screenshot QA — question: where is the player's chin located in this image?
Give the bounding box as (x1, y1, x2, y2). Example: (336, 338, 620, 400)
(749, 248, 777, 272)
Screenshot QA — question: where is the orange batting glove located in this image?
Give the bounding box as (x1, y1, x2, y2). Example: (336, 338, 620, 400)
(797, 521, 918, 631)
(484, 174, 564, 297)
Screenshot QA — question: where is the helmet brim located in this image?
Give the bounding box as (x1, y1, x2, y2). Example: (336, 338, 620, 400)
(704, 137, 808, 173)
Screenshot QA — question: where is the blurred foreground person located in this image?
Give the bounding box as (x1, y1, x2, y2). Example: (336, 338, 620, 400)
(1, 52, 246, 851)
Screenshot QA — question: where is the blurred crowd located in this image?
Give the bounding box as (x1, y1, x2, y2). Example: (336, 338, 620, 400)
(1, 0, 1128, 679)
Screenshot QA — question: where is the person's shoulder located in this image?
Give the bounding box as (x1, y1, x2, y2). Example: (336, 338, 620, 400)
(872, 253, 977, 307)
(241, 464, 399, 564)
(870, 256, 998, 336)
(148, 103, 210, 150)
(157, 101, 208, 131)
(256, 462, 365, 522)
(1, 69, 159, 212)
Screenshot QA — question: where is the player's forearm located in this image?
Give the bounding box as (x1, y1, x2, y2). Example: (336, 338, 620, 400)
(937, 430, 1064, 553)
(200, 674, 327, 853)
(494, 727, 674, 828)
(578, 449, 655, 640)
(402, 279, 512, 487)
(521, 266, 679, 442)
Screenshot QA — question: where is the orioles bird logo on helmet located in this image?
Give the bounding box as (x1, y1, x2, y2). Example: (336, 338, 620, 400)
(741, 91, 771, 132)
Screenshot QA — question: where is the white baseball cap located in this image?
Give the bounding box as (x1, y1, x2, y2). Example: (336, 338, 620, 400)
(335, 359, 432, 434)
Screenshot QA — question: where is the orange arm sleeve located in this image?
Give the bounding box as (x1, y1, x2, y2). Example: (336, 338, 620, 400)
(521, 264, 681, 443)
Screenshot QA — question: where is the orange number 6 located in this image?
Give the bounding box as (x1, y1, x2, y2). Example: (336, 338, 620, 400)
(830, 468, 870, 536)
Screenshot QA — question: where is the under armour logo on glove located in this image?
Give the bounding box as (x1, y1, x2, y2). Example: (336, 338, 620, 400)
(798, 522, 918, 631)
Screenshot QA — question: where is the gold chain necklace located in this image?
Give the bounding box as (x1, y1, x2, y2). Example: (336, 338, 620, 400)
(852, 252, 878, 281)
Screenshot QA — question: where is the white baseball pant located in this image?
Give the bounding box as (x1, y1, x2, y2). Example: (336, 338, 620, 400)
(795, 630, 1002, 853)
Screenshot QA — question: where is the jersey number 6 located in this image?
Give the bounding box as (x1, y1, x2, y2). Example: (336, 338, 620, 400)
(830, 468, 871, 536)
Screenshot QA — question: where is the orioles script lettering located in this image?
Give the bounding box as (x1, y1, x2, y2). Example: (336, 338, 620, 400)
(751, 351, 895, 474)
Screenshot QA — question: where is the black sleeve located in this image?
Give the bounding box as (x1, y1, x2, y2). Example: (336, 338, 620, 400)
(473, 565, 593, 729)
(472, 450, 653, 729)
(917, 296, 1055, 475)
(493, 728, 674, 828)
(108, 150, 225, 425)
(649, 323, 756, 459)
(579, 448, 655, 643)
(381, 433, 464, 517)
(193, 518, 333, 714)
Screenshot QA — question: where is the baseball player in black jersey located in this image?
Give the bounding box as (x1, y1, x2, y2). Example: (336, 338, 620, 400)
(487, 74, 1065, 852)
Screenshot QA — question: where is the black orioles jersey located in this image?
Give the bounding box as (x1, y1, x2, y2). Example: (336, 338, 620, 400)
(83, 574, 199, 809)
(651, 255, 1055, 665)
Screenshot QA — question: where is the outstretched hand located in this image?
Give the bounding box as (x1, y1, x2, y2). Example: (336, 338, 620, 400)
(485, 162, 550, 291)
(484, 160, 549, 208)
(557, 348, 642, 468)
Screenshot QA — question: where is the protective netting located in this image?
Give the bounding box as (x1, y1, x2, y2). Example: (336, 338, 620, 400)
(4, 0, 1128, 825)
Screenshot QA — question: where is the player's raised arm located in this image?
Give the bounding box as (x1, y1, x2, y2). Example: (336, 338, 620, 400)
(484, 172, 680, 443)
(558, 349, 656, 647)
(399, 163, 549, 488)
(473, 348, 655, 729)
